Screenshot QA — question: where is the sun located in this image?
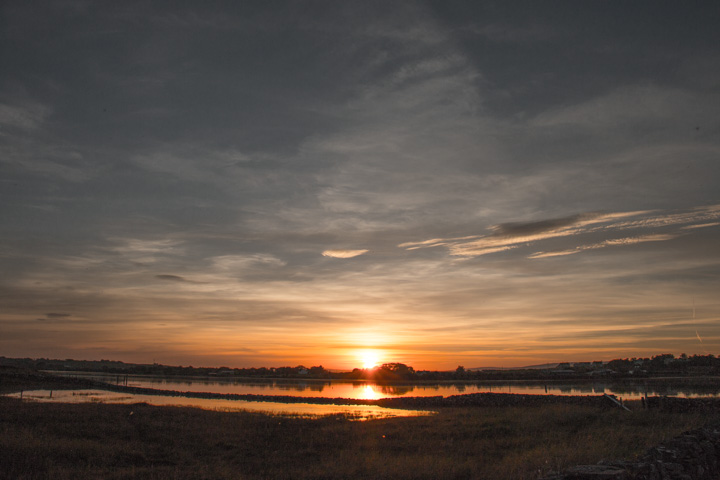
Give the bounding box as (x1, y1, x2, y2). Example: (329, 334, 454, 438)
(359, 350, 381, 369)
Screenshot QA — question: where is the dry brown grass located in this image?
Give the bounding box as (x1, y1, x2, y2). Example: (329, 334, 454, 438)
(0, 396, 714, 480)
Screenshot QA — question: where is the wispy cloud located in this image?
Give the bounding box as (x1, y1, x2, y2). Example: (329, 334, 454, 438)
(529, 233, 679, 259)
(0, 101, 51, 130)
(464, 23, 557, 44)
(682, 222, 720, 230)
(155, 274, 191, 283)
(36, 312, 72, 322)
(322, 249, 369, 259)
(211, 254, 285, 271)
(400, 205, 720, 259)
(530, 85, 718, 131)
(111, 238, 184, 257)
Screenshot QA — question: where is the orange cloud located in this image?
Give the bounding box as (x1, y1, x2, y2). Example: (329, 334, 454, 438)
(322, 249, 369, 258)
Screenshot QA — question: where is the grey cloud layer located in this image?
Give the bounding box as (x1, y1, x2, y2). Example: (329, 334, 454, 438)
(1, 1, 719, 365)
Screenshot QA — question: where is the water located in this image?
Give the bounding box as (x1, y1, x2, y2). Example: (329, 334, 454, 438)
(47, 371, 720, 400)
(7, 389, 432, 420)
(13, 372, 718, 419)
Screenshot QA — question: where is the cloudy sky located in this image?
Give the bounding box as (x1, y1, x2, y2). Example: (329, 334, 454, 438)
(2, 1, 719, 369)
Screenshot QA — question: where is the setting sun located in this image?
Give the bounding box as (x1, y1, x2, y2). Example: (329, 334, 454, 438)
(359, 350, 381, 369)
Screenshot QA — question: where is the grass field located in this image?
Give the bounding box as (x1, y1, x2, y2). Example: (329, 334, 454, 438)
(1, 394, 715, 480)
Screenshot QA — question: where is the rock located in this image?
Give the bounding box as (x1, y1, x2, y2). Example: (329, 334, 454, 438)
(542, 422, 720, 480)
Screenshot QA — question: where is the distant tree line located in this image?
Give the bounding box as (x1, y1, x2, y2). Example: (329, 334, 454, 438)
(2, 353, 719, 380)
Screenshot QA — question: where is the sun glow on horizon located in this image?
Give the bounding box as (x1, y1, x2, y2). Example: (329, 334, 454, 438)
(358, 349, 381, 369)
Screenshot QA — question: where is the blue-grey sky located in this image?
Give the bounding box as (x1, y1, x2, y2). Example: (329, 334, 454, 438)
(2, 1, 719, 369)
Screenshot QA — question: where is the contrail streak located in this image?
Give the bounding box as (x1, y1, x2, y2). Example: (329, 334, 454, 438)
(692, 298, 710, 354)
(694, 299, 701, 343)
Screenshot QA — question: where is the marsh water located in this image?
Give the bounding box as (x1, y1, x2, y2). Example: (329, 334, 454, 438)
(11, 372, 720, 419)
(46, 371, 720, 400)
(7, 389, 428, 419)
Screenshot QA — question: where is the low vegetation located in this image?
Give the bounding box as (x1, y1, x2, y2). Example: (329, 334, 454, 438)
(1, 394, 715, 480)
(4, 353, 720, 381)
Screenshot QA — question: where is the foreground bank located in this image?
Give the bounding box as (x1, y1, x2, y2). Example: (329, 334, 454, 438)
(4, 370, 720, 479)
(2, 397, 717, 479)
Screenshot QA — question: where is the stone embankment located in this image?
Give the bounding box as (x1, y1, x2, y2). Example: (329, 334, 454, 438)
(542, 422, 720, 480)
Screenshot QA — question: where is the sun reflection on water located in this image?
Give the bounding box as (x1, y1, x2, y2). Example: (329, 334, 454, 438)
(358, 383, 382, 400)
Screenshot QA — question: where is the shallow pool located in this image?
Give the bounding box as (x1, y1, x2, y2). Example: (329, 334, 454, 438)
(6, 389, 434, 420)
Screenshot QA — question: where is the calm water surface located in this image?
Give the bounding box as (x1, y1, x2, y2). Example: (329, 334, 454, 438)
(50, 371, 720, 400)
(8, 389, 432, 420)
(12, 373, 720, 419)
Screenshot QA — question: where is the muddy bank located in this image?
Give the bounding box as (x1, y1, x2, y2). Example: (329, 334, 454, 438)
(645, 395, 720, 412)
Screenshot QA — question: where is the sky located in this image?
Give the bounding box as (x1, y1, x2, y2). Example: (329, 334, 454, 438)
(1, 1, 719, 370)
